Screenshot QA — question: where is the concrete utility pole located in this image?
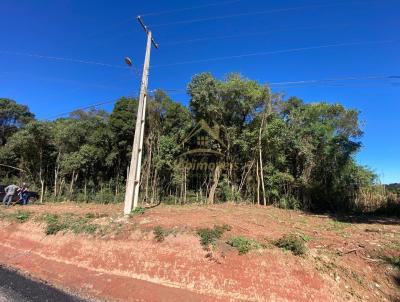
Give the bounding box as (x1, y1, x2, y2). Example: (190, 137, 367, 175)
(124, 16, 158, 215)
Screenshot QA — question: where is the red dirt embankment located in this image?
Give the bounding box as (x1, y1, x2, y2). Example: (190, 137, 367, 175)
(0, 203, 399, 302)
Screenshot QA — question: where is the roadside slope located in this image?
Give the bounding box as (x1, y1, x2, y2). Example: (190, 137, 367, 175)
(0, 203, 398, 302)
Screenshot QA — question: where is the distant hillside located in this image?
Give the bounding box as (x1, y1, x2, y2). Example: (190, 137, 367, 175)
(386, 183, 400, 194)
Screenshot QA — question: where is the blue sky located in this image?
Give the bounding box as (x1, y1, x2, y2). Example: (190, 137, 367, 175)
(0, 0, 399, 183)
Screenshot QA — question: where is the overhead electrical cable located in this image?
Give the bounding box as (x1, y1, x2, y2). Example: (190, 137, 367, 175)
(0, 50, 129, 70)
(44, 98, 136, 120)
(160, 24, 352, 46)
(152, 39, 398, 68)
(140, 0, 243, 17)
(150, 1, 365, 27)
(152, 74, 399, 93)
(269, 75, 400, 86)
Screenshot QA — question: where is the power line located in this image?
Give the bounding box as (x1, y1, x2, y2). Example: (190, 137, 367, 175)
(44, 98, 128, 120)
(44, 89, 161, 120)
(140, 0, 242, 17)
(152, 39, 398, 68)
(269, 75, 400, 86)
(152, 74, 399, 93)
(0, 50, 129, 70)
(160, 24, 352, 46)
(42, 74, 399, 120)
(150, 1, 365, 27)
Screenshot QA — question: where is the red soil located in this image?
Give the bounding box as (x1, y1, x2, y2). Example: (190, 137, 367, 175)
(0, 203, 399, 302)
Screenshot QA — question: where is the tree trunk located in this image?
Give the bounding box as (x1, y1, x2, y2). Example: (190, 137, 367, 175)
(258, 113, 267, 206)
(40, 180, 45, 204)
(207, 164, 221, 204)
(256, 161, 260, 205)
(145, 141, 153, 203)
(84, 178, 87, 203)
(54, 153, 60, 199)
(150, 169, 158, 204)
(39, 167, 45, 204)
(183, 166, 187, 204)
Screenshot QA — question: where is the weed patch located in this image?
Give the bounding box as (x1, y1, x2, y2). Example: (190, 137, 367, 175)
(153, 226, 177, 242)
(42, 213, 97, 236)
(381, 255, 400, 270)
(274, 234, 306, 256)
(329, 220, 350, 232)
(301, 234, 313, 242)
(227, 236, 262, 255)
(197, 224, 231, 249)
(131, 207, 145, 215)
(0, 210, 32, 223)
(11, 211, 31, 223)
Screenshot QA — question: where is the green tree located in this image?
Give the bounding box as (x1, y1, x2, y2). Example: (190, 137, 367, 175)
(0, 98, 35, 146)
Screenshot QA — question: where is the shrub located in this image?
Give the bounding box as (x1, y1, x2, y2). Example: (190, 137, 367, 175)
(197, 224, 231, 248)
(9, 211, 31, 223)
(131, 207, 145, 215)
(45, 221, 68, 235)
(380, 255, 400, 270)
(69, 218, 97, 234)
(275, 196, 300, 210)
(153, 226, 166, 242)
(43, 213, 97, 235)
(227, 236, 262, 255)
(85, 213, 96, 219)
(274, 234, 306, 256)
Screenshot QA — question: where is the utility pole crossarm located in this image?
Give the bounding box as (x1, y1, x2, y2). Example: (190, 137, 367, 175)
(137, 16, 159, 49)
(124, 16, 158, 215)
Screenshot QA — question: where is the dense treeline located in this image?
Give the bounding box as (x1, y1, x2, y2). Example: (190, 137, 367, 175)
(0, 73, 397, 213)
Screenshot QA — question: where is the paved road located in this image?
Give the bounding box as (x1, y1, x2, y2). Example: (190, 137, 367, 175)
(0, 266, 88, 302)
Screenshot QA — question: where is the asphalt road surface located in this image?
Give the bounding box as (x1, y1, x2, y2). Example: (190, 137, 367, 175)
(0, 266, 88, 302)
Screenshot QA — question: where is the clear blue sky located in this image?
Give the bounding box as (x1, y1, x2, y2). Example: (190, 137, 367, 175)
(1, 0, 399, 183)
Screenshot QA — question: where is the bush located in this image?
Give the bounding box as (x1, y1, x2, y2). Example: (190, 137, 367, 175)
(380, 255, 400, 270)
(45, 221, 68, 235)
(197, 224, 231, 248)
(274, 234, 306, 256)
(42, 213, 97, 235)
(227, 236, 262, 255)
(0, 210, 31, 223)
(131, 207, 145, 215)
(11, 211, 31, 223)
(274, 196, 300, 210)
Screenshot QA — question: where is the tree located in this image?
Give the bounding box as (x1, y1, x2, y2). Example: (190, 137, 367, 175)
(1, 121, 54, 202)
(0, 98, 35, 146)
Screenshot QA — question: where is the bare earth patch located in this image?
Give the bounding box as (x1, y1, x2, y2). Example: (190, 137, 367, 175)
(0, 202, 399, 302)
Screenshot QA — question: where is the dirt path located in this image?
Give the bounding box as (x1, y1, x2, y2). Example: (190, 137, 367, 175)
(0, 203, 398, 302)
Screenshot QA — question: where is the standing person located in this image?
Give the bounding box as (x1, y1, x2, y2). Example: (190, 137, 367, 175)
(2, 184, 19, 206)
(18, 183, 29, 205)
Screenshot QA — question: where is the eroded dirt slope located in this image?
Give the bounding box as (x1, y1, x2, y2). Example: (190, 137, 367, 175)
(0, 203, 398, 302)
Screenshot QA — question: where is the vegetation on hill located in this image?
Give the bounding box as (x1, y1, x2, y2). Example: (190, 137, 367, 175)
(0, 73, 397, 213)
(386, 183, 400, 194)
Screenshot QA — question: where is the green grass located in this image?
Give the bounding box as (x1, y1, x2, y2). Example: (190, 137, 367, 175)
(12, 210, 31, 223)
(153, 226, 177, 242)
(274, 234, 306, 256)
(381, 255, 400, 270)
(301, 234, 313, 242)
(41, 213, 98, 235)
(227, 236, 262, 255)
(84, 213, 96, 219)
(197, 224, 231, 248)
(131, 207, 145, 215)
(0, 210, 31, 223)
(329, 220, 350, 231)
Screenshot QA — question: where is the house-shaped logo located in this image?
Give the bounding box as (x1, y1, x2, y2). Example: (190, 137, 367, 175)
(179, 120, 226, 157)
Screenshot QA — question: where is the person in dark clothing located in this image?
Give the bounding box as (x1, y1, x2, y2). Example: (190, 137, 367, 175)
(18, 183, 29, 205)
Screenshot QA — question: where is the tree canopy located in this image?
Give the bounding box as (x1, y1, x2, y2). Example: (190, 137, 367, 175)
(0, 73, 392, 213)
